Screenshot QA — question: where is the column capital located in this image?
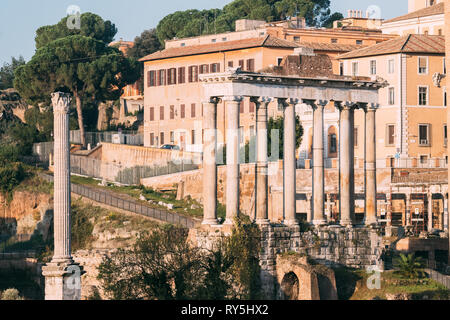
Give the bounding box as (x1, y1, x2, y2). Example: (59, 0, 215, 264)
(222, 95, 244, 102)
(278, 98, 299, 107)
(334, 101, 357, 111)
(202, 96, 221, 105)
(361, 102, 380, 112)
(51, 92, 71, 114)
(303, 99, 328, 109)
(250, 96, 273, 105)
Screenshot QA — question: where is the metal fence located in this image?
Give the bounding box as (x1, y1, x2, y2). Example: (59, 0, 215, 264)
(39, 173, 197, 229)
(426, 268, 450, 289)
(69, 130, 144, 146)
(70, 155, 199, 185)
(32, 142, 54, 163)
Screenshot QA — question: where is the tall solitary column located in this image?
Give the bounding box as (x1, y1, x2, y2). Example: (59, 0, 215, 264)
(365, 103, 378, 225)
(42, 92, 83, 300)
(428, 192, 433, 231)
(254, 97, 272, 224)
(224, 96, 243, 225)
(309, 99, 328, 225)
(337, 101, 355, 226)
(202, 98, 219, 225)
(406, 193, 412, 226)
(281, 98, 299, 225)
(444, 193, 449, 232)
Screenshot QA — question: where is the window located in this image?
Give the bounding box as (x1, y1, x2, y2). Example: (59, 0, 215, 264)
(170, 131, 174, 143)
(170, 105, 175, 120)
(420, 155, 428, 164)
(438, 29, 442, 36)
(191, 103, 196, 118)
(228, 61, 234, 68)
(249, 101, 255, 113)
(246, 59, 255, 72)
(158, 69, 166, 86)
(199, 64, 209, 74)
(147, 70, 156, 87)
(277, 58, 283, 66)
(188, 66, 199, 82)
(150, 133, 155, 146)
(160, 132, 165, 145)
(160, 106, 165, 120)
(167, 68, 177, 85)
(178, 67, 186, 84)
(239, 60, 245, 69)
(212, 39, 216, 43)
(293, 36, 300, 42)
(330, 134, 337, 153)
(339, 62, 344, 76)
(180, 104, 185, 119)
(389, 87, 395, 105)
(239, 100, 244, 113)
(419, 124, 430, 146)
(418, 86, 428, 105)
(354, 127, 358, 147)
(388, 59, 395, 74)
(210, 63, 220, 73)
(191, 130, 196, 144)
(370, 60, 377, 75)
(418, 57, 428, 74)
(352, 62, 359, 77)
(443, 58, 446, 74)
(331, 38, 338, 44)
(150, 107, 155, 121)
(222, 37, 227, 41)
(356, 40, 363, 45)
(424, 30, 429, 35)
(386, 124, 395, 146)
(181, 43, 186, 47)
(444, 125, 447, 147)
(444, 87, 447, 106)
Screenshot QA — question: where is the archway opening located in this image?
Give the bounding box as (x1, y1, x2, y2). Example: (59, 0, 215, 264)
(281, 272, 299, 300)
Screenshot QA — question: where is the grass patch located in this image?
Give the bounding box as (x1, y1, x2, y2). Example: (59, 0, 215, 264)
(333, 267, 449, 300)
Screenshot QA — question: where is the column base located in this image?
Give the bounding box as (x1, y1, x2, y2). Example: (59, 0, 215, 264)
(202, 219, 219, 226)
(223, 219, 236, 225)
(340, 219, 353, 227)
(256, 219, 271, 225)
(42, 260, 84, 300)
(312, 219, 327, 226)
(283, 219, 299, 226)
(364, 218, 378, 226)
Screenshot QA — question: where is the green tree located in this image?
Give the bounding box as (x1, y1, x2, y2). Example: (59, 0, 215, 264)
(127, 29, 162, 60)
(322, 12, 344, 29)
(394, 253, 426, 279)
(0, 56, 26, 90)
(15, 35, 140, 148)
(268, 115, 303, 160)
(35, 12, 117, 49)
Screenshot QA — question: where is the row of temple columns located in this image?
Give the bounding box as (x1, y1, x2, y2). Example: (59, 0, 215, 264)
(202, 96, 379, 227)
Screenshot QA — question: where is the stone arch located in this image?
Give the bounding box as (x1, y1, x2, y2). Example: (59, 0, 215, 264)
(317, 273, 336, 300)
(280, 272, 299, 300)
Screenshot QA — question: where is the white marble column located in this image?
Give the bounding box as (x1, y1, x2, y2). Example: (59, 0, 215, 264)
(223, 96, 243, 225)
(406, 193, 412, 226)
(281, 98, 299, 225)
(337, 101, 355, 226)
(306, 193, 312, 223)
(326, 194, 332, 223)
(42, 92, 83, 300)
(202, 98, 219, 225)
(428, 192, 433, 231)
(365, 103, 378, 225)
(308, 99, 328, 225)
(254, 97, 272, 224)
(444, 193, 448, 232)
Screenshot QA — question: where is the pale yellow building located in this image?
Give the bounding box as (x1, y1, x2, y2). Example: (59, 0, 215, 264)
(338, 35, 447, 168)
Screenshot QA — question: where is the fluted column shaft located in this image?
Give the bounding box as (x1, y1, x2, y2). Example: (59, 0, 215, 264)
(52, 92, 72, 263)
(282, 98, 298, 225)
(224, 96, 242, 224)
(310, 100, 327, 225)
(428, 192, 433, 231)
(338, 102, 355, 226)
(202, 98, 219, 225)
(254, 97, 271, 224)
(365, 104, 378, 225)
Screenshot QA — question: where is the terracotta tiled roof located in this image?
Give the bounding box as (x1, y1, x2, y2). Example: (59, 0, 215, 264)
(338, 34, 445, 59)
(383, 3, 444, 24)
(139, 35, 299, 61)
(299, 42, 366, 53)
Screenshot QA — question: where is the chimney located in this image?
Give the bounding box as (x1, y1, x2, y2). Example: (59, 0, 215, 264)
(348, 10, 352, 18)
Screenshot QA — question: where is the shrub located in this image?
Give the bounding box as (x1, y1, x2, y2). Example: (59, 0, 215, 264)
(1, 288, 23, 300)
(394, 253, 426, 279)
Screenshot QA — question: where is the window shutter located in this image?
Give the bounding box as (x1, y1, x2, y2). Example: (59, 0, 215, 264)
(181, 104, 185, 119)
(150, 107, 154, 121)
(147, 71, 151, 87)
(191, 104, 196, 118)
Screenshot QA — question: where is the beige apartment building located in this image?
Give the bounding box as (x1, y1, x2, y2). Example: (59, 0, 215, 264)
(337, 34, 447, 168)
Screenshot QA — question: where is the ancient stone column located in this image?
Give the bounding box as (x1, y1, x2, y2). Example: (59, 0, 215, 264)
(365, 103, 378, 225)
(386, 192, 393, 228)
(428, 192, 433, 231)
(406, 193, 412, 227)
(326, 194, 332, 223)
(444, 193, 449, 232)
(337, 101, 355, 226)
(223, 96, 243, 225)
(254, 97, 272, 224)
(202, 98, 219, 225)
(306, 193, 312, 223)
(281, 98, 299, 225)
(42, 92, 83, 300)
(308, 99, 328, 226)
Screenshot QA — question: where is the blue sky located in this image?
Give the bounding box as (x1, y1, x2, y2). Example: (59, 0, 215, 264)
(0, 0, 408, 65)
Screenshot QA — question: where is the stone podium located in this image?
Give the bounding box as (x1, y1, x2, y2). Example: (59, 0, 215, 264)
(42, 92, 83, 300)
